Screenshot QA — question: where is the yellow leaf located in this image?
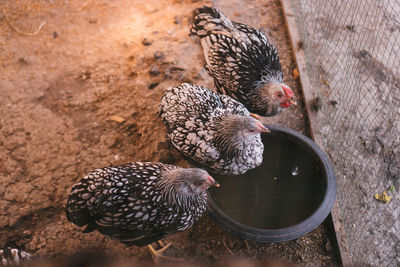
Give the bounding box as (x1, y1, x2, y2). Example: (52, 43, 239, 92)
(374, 191, 392, 204)
(293, 68, 299, 79)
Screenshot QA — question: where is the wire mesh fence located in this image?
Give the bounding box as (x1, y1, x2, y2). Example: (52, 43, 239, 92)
(291, 0, 400, 266)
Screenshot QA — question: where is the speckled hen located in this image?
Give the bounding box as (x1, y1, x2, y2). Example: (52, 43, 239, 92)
(66, 162, 219, 262)
(159, 83, 269, 175)
(191, 6, 296, 117)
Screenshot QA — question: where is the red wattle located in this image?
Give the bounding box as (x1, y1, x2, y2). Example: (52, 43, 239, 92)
(280, 102, 291, 108)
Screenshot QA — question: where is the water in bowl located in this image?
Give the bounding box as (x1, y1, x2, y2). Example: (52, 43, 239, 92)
(208, 133, 326, 229)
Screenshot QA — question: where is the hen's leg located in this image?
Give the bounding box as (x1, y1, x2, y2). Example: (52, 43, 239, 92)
(146, 242, 183, 264)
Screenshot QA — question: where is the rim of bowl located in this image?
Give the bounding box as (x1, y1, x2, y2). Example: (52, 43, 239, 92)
(206, 124, 337, 242)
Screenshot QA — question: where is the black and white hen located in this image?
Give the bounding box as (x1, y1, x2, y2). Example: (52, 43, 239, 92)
(191, 6, 296, 117)
(159, 83, 269, 175)
(66, 162, 219, 262)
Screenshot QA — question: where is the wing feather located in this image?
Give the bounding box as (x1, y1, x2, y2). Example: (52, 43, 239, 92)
(159, 83, 249, 165)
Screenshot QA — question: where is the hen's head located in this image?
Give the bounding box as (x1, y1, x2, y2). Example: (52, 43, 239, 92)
(213, 115, 269, 158)
(257, 83, 296, 116)
(217, 114, 270, 138)
(160, 168, 219, 202)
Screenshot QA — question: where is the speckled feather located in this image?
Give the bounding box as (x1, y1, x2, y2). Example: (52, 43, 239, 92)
(159, 83, 264, 175)
(0, 248, 32, 266)
(191, 6, 284, 116)
(66, 162, 207, 247)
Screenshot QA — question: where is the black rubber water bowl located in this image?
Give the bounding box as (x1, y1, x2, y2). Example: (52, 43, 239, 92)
(207, 124, 337, 242)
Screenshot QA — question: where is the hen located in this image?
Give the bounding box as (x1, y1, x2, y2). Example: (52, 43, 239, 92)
(66, 162, 219, 262)
(191, 6, 296, 116)
(159, 83, 269, 175)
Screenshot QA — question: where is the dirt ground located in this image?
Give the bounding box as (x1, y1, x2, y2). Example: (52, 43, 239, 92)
(0, 0, 339, 265)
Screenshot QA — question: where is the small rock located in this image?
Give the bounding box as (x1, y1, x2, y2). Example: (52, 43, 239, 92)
(80, 71, 91, 80)
(148, 82, 159, 89)
(346, 25, 355, 32)
(325, 239, 333, 253)
(169, 66, 185, 72)
(312, 96, 322, 111)
(52, 31, 58, 38)
(89, 18, 97, 24)
(142, 38, 153, 46)
(173, 15, 182, 24)
(154, 51, 165, 60)
(368, 228, 375, 235)
(23, 230, 31, 236)
(297, 40, 304, 50)
(18, 58, 28, 64)
(128, 71, 137, 78)
(329, 100, 338, 107)
(149, 65, 160, 76)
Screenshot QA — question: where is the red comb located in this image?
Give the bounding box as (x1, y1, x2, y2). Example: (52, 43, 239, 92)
(206, 175, 215, 183)
(282, 86, 294, 98)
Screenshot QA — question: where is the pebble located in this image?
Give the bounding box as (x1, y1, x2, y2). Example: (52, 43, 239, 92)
(128, 71, 137, 78)
(312, 96, 322, 111)
(148, 82, 159, 90)
(325, 240, 333, 253)
(18, 58, 28, 64)
(149, 65, 160, 76)
(23, 230, 31, 235)
(142, 38, 153, 46)
(174, 15, 182, 24)
(154, 51, 165, 60)
(329, 100, 338, 107)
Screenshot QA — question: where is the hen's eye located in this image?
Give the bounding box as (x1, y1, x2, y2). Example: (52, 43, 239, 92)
(277, 93, 283, 97)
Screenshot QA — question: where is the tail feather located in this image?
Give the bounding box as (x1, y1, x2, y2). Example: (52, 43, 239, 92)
(191, 6, 233, 37)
